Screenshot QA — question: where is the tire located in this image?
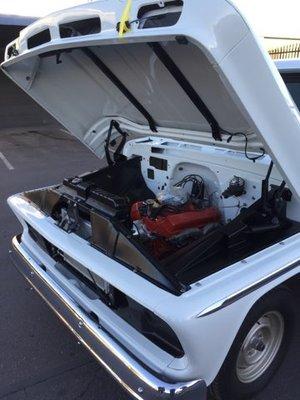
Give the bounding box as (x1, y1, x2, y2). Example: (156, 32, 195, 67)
(210, 287, 296, 400)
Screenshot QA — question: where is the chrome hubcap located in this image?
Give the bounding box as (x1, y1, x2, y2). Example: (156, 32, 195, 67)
(236, 311, 284, 383)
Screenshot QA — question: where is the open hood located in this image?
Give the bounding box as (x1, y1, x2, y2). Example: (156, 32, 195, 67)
(2, 0, 300, 196)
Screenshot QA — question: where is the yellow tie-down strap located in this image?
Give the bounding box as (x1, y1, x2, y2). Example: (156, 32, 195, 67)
(119, 0, 132, 37)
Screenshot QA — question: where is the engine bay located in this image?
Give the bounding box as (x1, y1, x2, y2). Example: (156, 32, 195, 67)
(130, 178, 221, 260)
(24, 127, 300, 293)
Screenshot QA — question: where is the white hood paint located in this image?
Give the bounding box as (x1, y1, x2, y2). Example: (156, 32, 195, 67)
(1, 0, 300, 197)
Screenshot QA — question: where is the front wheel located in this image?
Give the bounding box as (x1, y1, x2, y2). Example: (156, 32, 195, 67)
(210, 288, 295, 400)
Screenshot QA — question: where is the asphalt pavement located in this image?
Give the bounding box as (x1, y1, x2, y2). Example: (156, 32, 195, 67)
(0, 59, 299, 400)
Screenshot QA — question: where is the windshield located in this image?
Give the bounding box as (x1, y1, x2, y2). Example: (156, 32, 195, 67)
(281, 73, 300, 110)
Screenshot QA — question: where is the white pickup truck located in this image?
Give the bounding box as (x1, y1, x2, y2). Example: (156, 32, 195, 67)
(2, 1, 299, 400)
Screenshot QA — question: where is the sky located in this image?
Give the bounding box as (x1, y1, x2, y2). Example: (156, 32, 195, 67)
(0, 0, 299, 38)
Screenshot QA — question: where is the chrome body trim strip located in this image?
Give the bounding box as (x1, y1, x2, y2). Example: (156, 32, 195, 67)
(197, 259, 299, 318)
(10, 235, 207, 400)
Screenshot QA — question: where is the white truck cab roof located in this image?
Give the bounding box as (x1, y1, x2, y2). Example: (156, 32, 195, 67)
(1, 0, 300, 197)
(276, 58, 300, 73)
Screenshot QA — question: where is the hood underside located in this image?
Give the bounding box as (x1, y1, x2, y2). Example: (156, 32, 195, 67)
(1, 0, 300, 196)
(4, 40, 254, 135)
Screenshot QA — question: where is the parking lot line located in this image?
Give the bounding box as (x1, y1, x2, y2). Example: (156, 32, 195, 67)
(0, 152, 14, 170)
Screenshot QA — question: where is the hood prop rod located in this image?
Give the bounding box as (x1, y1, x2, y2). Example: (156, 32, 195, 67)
(82, 47, 157, 133)
(148, 42, 222, 141)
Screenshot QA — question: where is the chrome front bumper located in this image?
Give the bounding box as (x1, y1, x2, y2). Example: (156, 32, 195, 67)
(10, 235, 207, 400)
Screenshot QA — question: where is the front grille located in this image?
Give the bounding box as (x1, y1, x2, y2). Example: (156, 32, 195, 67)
(27, 225, 184, 358)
